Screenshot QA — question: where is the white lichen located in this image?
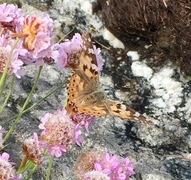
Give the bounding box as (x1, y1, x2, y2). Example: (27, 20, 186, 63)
(127, 51, 140, 61)
(102, 28, 125, 49)
(150, 67, 183, 113)
(131, 61, 153, 80)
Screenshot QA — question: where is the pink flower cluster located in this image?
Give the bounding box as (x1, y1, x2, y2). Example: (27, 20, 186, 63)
(52, 33, 83, 68)
(75, 150, 135, 180)
(53, 33, 104, 72)
(0, 3, 104, 78)
(0, 152, 21, 180)
(94, 153, 135, 180)
(0, 3, 24, 32)
(70, 113, 95, 132)
(22, 133, 44, 166)
(0, 3, 54, 77)
(20, 13, 54, 65)
(38, 109, 83, 157)
(21, 110, 96, 165)
(0, 2, 108, 175)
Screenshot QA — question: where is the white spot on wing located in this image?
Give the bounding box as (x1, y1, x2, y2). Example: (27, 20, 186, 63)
(120, 104, 126, 110)
(92, 63, 98, 70)
(134, 111, 141, 118)
(88, 48, 94, 54)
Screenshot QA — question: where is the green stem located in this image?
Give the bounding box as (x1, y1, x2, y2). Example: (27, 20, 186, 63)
(3, 66, 43, 142)
(0, 75, 7, 99)
(0, 75, 15, 114)
(46, 155, 53, 180)
(0, 38, 20, 88)
(17, 160, 32, 174)
(58, 26, 76, 43)
(1, 79, 68, 125)
(26, 164, 38, 180)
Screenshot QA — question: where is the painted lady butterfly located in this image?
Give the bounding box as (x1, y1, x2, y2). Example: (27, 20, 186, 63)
(66, 33, 152, 124)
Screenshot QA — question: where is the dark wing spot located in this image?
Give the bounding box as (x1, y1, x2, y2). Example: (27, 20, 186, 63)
(96, 112, 101, 116)
(90, 68, 97, 75)
(94, 71, 98, 76)
(113, 110, 121, 113)
(126, 107, 131, 111)
(116, 104, 121, 108)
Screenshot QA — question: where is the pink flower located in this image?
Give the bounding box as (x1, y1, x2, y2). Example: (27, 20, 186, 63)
(0, 152, 21, 180)
(51, 43, 67, 68)
(53, 33, 83, 69)
(71, 113, 95, 132)
(0, 36, 24, 78)
(10, 50, 24, 77)
(21, 13, 53, 54)
(122, 157, 135, 176)
(74, 124, 84, 146)
(48, 144, 66, 158)
(39, 109, 84, 157)
(0, 152, 10, 161)
(11, 12, 54, 65)
(62, 33, 83, 55)
(0, 3, 15, 22)
(93, 45, 104, 73)
(33, 32, 51, 56)
(22, 133, 44, 167)
(38, 112, 52, 130)
(110, 166, 127, 180)
(0, 3, 24, 32)
(95, 153, 119, 175)
(74, 150, 103, 179)
(53, 33, 104, 72)
(83, 170, 110, 180)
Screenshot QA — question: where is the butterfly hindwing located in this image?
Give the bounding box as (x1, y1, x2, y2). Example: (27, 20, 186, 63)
(77, 103, 108, 117)
(105, 100, 153, 124)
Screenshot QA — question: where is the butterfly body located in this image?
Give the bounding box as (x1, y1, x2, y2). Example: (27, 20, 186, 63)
(80, 90, 106, 105)
(66, 33, 153, 124)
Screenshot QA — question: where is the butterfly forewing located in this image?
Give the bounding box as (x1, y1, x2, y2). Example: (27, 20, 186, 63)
(77, 33, 100, 87)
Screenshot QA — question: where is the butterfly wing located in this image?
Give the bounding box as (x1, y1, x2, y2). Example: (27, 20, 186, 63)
(104, 100, 153, 124)
(73, 32, 100, 90)
(66, 98, 108, 116)
(67, 95, 152, 124)
(66, 71, 108, 116)
(66, 33, 101, 113)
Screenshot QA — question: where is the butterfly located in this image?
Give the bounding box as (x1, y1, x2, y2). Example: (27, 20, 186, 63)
(66, 33, 152, 124)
